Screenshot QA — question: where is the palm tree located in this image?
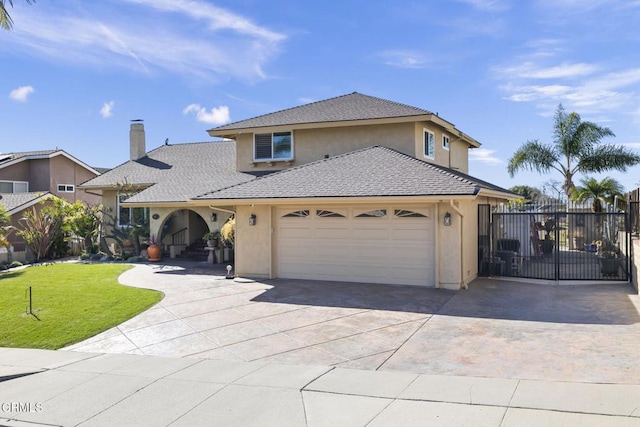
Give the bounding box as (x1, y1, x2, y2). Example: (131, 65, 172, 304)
(1, 0, 35, 30)
(571, 177, 624, 213)
(507, 104, 640, 197)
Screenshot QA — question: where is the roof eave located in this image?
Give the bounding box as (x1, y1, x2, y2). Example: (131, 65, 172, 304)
(187, 194, 479, 206)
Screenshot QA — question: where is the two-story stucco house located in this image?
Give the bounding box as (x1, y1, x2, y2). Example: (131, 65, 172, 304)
(0, 150, 103, 259)
(80, 93, 516, 289)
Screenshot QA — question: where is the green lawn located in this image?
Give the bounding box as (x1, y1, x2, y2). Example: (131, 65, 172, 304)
(0, 263, 163, 349)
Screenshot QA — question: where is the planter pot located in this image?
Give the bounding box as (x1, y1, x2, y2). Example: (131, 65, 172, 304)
(541, 240, 555, 255)
(600, 257, 619, 276)
(206, 239, 219, 248)
(147, 244, 161, 262)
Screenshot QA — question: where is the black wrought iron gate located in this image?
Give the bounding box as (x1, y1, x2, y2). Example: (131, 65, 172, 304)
(478, 205, 631, 282)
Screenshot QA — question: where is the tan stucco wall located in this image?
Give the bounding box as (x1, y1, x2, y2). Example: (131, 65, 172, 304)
(413, 123, 469, 172)
(235, 204, 272, 278)
(0, 162, 29, 183)
(0, 156, 99, 204)
(436, 202, 461, 289)
(49, 155, 101, 205)
(28, 159, 51, 192)
(235, 122, 470, 173)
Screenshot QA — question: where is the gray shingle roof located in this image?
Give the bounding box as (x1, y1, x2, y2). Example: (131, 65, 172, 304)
(80, 141, 256, 203)
(0, 192, 51, 214)
(209, 92, 434, 132)
(0, 150, 58, 165)
(197, 146, 515, 200)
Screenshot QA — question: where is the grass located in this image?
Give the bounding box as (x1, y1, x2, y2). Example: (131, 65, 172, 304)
(0, 263, 163, 349)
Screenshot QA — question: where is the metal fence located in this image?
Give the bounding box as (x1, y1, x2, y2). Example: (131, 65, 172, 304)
(479, 205, 629, 281)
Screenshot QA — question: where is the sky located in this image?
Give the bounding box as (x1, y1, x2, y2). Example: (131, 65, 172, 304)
(2, 0, 640, 194)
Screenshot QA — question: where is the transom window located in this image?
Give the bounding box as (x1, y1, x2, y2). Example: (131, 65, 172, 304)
(356, 209, 387, 218)
(282, 210, 309, 218)
(423, 129, 435, 158)
(394, 209, 427, 218)
(117, 194, 149, 227)
(57, 184, 75, 193)
(442, 135, 450, 150)
(254, 132, 293, 161)
(0, 180, 28, 193)
(316, 210, 346, 218)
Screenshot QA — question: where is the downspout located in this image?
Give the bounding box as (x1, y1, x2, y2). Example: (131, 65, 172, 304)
(449, 200, 467, 289)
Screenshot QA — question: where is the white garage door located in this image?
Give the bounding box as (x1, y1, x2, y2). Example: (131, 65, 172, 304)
(276, 206, 435, 286)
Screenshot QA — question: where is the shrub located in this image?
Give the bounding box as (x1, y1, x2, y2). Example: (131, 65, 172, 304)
(8, 261, 22, 268)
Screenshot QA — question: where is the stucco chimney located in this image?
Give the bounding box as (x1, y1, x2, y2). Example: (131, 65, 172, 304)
(130, 120, 146, 161)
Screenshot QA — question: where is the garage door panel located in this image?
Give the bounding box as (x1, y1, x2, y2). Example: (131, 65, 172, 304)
(277, 207, 435, 287)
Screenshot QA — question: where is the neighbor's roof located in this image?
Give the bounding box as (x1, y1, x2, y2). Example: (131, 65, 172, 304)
(0, 150, 101, 175)
(80, 141, 256, 204)
(0, 192, 52, 215)
(209, 92, 435, 132)
(197, 146, 516, 201)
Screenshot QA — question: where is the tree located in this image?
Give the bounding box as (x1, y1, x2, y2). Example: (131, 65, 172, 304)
(67, 201, 102, 253)
(16, 202, 66, 261)
(509, 185, 543, 203)
(1, 0, 35, 30)
(0, 205, 11, 249)
(571, 177, 624, 213)
(507, 104, 640, 197)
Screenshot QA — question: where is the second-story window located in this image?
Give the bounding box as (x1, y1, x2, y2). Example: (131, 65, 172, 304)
(443, 135, 450, 150)
(0, 180, 28, 193)
(57, 184, 75, 193)
(423, 129, 435, 158)
(254, 132, 293, 161)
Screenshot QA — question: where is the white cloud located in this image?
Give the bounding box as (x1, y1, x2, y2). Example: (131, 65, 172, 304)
(498, 62, 598, 79)
(4, 2, 285, 82)
(379, 51, 428, 69)
(183, 104, 230, 125)
(9, 85, 34, 102)
(100, 101, 115, 118)
(469, 148, 503, 165)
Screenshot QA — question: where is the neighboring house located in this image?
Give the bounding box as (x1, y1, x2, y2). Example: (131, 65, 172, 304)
(0, 192, 55, 262)
(0, 150, 103, 261)
(0, 149, 102, 205)
(80, 92, 517, 289)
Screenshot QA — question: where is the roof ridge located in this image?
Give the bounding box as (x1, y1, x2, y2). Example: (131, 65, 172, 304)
(208, 93, 361, 131)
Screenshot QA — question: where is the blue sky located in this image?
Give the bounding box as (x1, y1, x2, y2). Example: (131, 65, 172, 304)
(3, 0, 640, 193)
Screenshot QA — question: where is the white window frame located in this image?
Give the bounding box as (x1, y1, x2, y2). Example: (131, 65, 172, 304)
(57, 184, 75, 193)
(423, 129, 435, 159)
(442, 135, 450, 151)
(0, 180, 29, 193)
(253, 131, 294, 162)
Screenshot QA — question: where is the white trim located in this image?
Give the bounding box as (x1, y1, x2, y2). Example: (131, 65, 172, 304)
(57, 184, 75, 193)
(423, 128, 435, 159)
(0, 150, 101, 175)
(253, 131, 294, 162)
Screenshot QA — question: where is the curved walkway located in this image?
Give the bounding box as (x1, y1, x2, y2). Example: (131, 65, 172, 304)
(64, 260, 640, 384)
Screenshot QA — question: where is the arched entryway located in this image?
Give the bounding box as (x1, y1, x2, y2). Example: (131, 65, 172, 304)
(151, 207, 232, 261)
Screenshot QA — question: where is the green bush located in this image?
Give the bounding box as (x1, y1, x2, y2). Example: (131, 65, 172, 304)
(8, 261, 22, 268)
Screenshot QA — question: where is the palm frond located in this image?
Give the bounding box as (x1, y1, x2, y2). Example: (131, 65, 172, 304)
(579, 145, 640, 173)
(507, 140, 559, 177)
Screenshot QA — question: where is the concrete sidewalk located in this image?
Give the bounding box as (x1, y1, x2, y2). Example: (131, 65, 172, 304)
(1, 348, 639, 426)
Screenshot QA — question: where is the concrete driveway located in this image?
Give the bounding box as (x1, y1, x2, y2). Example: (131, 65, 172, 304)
(65, 261, 640, 384)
